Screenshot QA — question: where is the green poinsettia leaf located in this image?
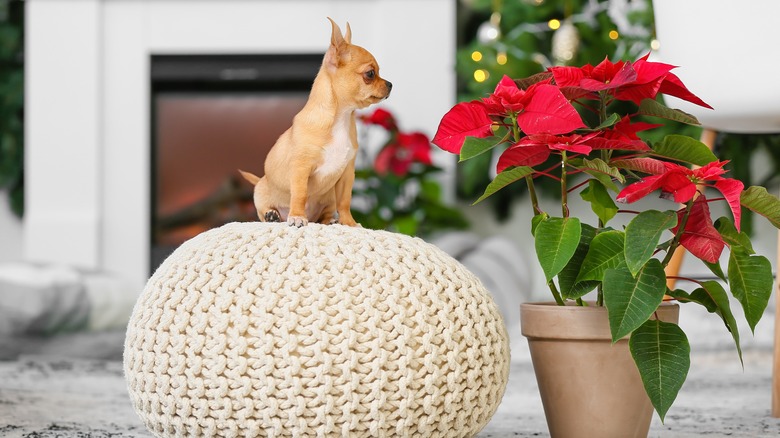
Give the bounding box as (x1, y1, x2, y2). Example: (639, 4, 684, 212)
(580, 158, 625, 192)
(638, 98, 701, 126)
(575, 230, 626, 283)
(698, 282, 743, 364)
(473, 166, 534, 205)
(651, 134, 718, 166)
(531, 212, 549, 236)
(535, 217, 581, 282)
(603, 259, 667, 342)
(624, 211, 677, 276)
(714, 217, 754, 254)
(728, 251, 773, 333)
(558, 223, 599, 299)
(592, 112, 622, 131)
(666, 288, 717, 313)
(580, 180, 619, 225)
(668, 282, 743, 365)
(740, 186, 780, 229)
(630, 319, 690, 422)
(459, 136, 503, 162)
(702, 259, 727, 282)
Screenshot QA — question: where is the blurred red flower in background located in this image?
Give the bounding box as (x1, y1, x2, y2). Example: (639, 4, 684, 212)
(360, 108, 397, 131)
(361, 109, 433, 177)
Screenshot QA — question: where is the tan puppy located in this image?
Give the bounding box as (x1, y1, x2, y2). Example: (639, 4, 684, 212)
(240, 18, 392, 227)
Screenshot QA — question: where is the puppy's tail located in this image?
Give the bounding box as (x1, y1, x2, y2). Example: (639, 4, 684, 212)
(238, 169, 261, 185)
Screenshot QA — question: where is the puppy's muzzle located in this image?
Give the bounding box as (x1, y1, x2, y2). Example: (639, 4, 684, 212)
(384, 80, 393, 99)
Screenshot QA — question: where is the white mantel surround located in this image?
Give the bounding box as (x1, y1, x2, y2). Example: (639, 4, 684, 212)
(25, 0, 456, 291)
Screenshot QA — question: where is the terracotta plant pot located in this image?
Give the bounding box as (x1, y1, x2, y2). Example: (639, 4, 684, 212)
(521, 301, 680, 438)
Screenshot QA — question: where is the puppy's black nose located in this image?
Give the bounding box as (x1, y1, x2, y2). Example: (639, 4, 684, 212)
(385, 80, 393, 91)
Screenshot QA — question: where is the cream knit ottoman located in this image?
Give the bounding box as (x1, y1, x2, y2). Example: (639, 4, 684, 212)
(124, 222, 510, 437)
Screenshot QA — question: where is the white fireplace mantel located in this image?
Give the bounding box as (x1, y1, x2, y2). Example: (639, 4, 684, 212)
(25, 0, 456, 291)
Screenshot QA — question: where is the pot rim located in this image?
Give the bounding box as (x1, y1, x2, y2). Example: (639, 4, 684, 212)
(520, 301, 680, 341)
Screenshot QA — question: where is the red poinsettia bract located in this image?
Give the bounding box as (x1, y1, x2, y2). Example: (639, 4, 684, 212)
(433, 75, 585, 154)
(586, 116, 657, 151)
(617, 160, 744, 230)
(360, 108, 397, 131)
(496, 132, 597, 173)
(670, 196, 725, 263)
(550, 54, 712, 109)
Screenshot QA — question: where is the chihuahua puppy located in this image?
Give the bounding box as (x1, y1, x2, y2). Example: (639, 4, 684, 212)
(240, 18, 392, 227)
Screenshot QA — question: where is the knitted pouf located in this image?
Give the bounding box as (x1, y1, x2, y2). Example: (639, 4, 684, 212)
(124, 222, 510, 438)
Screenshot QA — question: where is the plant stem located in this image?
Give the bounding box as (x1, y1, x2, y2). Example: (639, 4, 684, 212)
(595, 91, 608, 307)
(598, 91, 609, 124)
(567, 178, 591, 193)
(526, 176, 543, 216)
(561, 150, 569, 217)
(511, 113, 521, 143)
(548, 279, 565, 305)
(598, 91, 613, 162)
(510, 113, 544, 217)
(661, 199, 695, 267)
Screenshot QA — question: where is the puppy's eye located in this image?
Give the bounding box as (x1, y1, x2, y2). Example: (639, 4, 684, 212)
(364, 70, 376, 81)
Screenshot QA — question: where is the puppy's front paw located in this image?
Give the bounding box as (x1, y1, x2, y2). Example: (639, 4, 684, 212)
(338, 218, 361, 227)
(287, 216, 309, 228)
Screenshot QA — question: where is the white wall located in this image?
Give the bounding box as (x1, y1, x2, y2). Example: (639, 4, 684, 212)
(25, 0, 457, 291)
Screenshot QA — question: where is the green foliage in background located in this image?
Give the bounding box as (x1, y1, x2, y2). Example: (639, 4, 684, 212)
(0, 0, 23, 217)
(354, 109, 470, 237)
(353, 166, 470, 237)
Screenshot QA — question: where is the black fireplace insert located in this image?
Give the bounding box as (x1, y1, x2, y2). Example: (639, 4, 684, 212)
(150, 54, 322, 273)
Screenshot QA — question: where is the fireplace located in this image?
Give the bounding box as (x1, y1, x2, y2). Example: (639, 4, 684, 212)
(25, 0, 456, 293)
(150, 54, 321, 271)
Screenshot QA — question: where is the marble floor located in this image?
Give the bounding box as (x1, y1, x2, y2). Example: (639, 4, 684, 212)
(1, 306, 780, 437)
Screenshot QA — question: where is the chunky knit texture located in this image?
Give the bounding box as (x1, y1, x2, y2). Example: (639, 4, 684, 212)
(124, 222, 510, 437)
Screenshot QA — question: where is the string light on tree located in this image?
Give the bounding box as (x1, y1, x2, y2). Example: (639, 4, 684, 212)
(477, 11, 502, 44)
(551, 19, 581, 64)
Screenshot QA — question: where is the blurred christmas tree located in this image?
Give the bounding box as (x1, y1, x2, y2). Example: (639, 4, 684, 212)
(458, 0, 655, 100)
(0, 0, 23, 217)
(455, 0, 656, 219)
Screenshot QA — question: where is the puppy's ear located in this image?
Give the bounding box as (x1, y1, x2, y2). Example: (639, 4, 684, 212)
(325, 17, 350, 70)
(328, 17, 346, 48)
(344, 22, 352, 45)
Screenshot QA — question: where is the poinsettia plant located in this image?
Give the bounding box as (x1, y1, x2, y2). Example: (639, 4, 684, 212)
(433, 54, 780, 421)
(353, 108, 469, 236)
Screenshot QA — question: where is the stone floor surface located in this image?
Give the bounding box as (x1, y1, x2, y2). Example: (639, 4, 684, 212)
(1, 304, 780, 437)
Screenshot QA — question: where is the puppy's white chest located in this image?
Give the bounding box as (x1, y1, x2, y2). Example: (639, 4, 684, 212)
(316, 117, 355, 177)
